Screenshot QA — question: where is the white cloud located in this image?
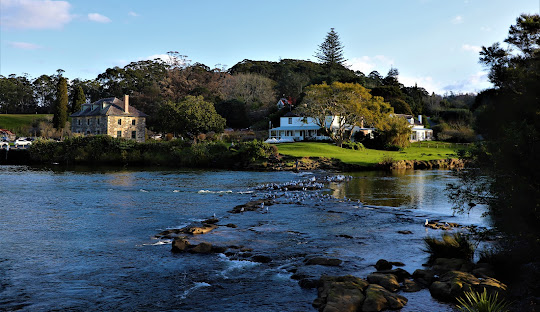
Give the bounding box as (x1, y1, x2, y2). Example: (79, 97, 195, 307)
(442, 71, 491, 94)
(88, 13, 111, 23)
(0, 0, 73, 29)
(400, 74, 444, 94)
(128, 11, 139, 17)
(451, 15, 464, 24)
(347, 55, 394, 74)
(462, 44, 482, 53)
(8, 41, 43, 50)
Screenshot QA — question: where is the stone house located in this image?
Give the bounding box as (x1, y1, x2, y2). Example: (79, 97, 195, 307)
(70, 95, 147, 142)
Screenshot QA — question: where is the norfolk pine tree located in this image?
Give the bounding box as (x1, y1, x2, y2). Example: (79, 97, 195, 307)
(315, 28, 347, 70)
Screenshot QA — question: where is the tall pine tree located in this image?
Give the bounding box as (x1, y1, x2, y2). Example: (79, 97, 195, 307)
(314, 28, 347, 69)
(53, 77, 68, 130)
(72, 85, 85, 113)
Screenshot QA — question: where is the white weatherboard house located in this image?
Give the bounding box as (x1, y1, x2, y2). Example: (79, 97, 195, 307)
(266, 113, 373, 143)
(396, 114, 434, 142)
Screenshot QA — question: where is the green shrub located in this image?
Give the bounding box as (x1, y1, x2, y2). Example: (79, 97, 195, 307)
(423, 233, 475, 261)
(341, 141, 365, 150)
(456, 289, 510, 312)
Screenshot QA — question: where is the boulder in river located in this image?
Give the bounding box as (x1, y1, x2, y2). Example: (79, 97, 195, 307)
(375, 268, 411, 282)
(312, 275, 369, 312)
(367, 273, 400, 292)
(305, 257, 342, 267)
(375, 259, 392, 271)
(429, 270, 507, 302)
(362, 284, 408, 312)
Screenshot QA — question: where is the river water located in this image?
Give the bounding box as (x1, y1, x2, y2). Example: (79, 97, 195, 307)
(0, 166, 489, 311)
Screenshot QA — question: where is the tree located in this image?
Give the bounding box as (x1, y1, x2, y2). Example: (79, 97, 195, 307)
(53, 77, 68, 130)
(449, 14, 540, 235)
(223, 73, 276, 110)
(315, 28, 347, 70)
(301, 82, 392, 146)
(71, 85, 86, 113)
(156, 96, 225, 136)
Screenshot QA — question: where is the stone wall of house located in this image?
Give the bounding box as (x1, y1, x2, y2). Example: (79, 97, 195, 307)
(72, 116, 146, 142)
(71, 116, 107, 135)
(106, 116, 146, 142)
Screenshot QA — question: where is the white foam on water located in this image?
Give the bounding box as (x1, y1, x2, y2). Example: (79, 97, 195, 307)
(139, 189, 149, 192)
(217, 254, 260, 278)
(173, 190, 181, 193)
(238, 190, 254, 194)
(198, 190, 233, 194)
(177, 282, 212, 299)
(142, 240, 171, 246)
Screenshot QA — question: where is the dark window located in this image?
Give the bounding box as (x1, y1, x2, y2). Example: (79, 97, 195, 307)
(288, 118, 292, 124)
(87, 119, 90, 125)
(118, 119, 122, 125)
(117, 131, 122, 138)
(78, 119, 81, 125)
(96, 130, 100, 135)
(132, 119, 136, 125)
(131, 131, 136, 139)
(97, 119, 100, 125)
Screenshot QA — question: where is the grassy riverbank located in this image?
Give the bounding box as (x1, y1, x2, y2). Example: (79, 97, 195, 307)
(276, 142, 461, 166)
(0, 114, 52, 134)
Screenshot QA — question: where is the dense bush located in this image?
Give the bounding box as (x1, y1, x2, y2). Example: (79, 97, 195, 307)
(341, 141, 365, 150)
(423, 233, 475, 262)
(28, 136, 276, 168)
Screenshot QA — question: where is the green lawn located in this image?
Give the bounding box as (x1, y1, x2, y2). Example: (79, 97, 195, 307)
(275, 142, 461, 166)
(0, 114, 52, 133)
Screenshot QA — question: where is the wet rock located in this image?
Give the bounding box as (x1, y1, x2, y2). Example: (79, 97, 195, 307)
(202, 217, 219, 224)
(225, 223, 237, 228)
(367, 273, 400, 292)
(412, 269, 436, 286)
(230, 199, 275, 213)
(190, 242, 213, 254)
(401, 279, 422, 292)
(291, 273, 309, 280)
(390, 261, 405, 267)
(337, 234, 354, 239)
(429, 270, 507, 302)
(186, 224, 218, 235)
(171, 237, 190, 253)
(362, 284, 408, 312)
(376, 268, 411, 282)
(375, 259, 392, 271)
(397, 230, 413, 235)
(432, 258, 472, 273)
(251, 255, 272, 263)
(305, 257, 342, 267)
(313, 275, 369, 312)
(211, 245, 228, 253)
(472, 263, 496, 278)
(299, 278, 319, 289)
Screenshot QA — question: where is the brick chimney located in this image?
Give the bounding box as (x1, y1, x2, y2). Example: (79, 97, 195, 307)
(123, 95, 129, 113)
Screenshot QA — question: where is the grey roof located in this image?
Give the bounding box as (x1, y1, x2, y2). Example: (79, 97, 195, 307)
(70, 97, 147, 118)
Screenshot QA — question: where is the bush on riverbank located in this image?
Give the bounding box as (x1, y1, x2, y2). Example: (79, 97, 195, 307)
(423, 233, 475, 262)
(26, 136, 277, 168)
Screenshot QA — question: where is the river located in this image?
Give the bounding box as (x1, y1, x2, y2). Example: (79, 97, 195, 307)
(0, 166, 489, 311)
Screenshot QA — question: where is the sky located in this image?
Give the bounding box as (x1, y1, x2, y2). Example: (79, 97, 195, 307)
(0, 0, 539, 95)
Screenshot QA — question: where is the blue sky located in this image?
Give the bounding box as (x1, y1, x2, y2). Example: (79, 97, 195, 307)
(1, 0, 538, 94)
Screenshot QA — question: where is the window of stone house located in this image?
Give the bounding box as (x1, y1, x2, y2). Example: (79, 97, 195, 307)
(78, 119, 81, 125)
(87, 119, 90, 125)
(96, 130, 100, 135)
(118, 119, 122, 125)
(131, 131, 136, 139)
(132, 119, 136, 125)
(117, 131, 122, 138)
(288, 118, 292, 124)
(97, 119, 100, 125)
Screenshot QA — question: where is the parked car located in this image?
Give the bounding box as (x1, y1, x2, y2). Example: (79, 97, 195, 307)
(14, 138, 32, 148)
(0, 141, 8, 149)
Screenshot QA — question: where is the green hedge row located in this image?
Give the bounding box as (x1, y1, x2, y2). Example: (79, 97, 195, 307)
(28, 136, 278, 168)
